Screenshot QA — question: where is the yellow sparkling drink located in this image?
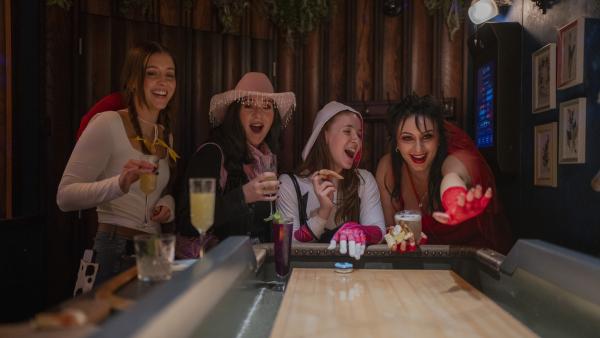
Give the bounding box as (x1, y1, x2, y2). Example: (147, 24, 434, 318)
(140, 173, 157, 195)
(190, 192, 215, 233)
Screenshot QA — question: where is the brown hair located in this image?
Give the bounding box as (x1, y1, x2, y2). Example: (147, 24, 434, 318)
(121, 41, 177, 162)
(296, 112, 361, 225)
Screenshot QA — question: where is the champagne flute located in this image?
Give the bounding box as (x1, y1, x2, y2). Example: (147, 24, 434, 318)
(257, 155, 277, 217)
(140, 155, 159, 228)
(189, 178, 216, 256)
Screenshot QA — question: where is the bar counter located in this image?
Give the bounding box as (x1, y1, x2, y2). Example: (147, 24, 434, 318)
(3, 238, 600, 338)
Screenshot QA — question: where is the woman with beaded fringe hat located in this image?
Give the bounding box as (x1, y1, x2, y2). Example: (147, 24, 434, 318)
(175, 72, 295, 257)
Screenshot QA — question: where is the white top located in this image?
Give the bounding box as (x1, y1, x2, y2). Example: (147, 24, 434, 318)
(277, 169, 385, 241)
(57, 111, 174, 234)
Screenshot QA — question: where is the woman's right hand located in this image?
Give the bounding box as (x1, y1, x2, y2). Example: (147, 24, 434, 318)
(242, 172, 279, 204)
(118, 159, 156, 193)
(311, 171, 336, 220)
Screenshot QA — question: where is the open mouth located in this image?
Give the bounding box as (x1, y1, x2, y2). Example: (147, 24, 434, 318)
(409, 154, 426, 164)
(249, 122, 264, 134)
(344, 148, 357, 160)
(151, 89, 168, 98)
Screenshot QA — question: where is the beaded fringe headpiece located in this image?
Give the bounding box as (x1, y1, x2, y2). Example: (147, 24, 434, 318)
(208, 72, 296, 129)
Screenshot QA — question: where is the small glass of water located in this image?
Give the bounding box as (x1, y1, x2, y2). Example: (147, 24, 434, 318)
(134, 234, 175, 282)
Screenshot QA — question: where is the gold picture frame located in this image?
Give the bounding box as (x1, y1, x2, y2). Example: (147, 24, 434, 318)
(558, 98, 586, 164)
(532, 43, 556, 113)
(557, 18, 585, 89)
(534, 122, 557, 187)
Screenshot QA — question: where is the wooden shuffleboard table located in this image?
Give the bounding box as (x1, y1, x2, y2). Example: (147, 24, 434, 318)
(8, 238, 598, 338)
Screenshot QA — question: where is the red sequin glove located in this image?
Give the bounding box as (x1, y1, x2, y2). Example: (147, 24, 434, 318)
(433, 185, 492, 225)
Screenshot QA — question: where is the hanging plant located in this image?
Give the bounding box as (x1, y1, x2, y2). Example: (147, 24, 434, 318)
(47, 0, 73, 9)
(214, 0, 250, 33)
(264, 0, 333, 46)
(424, 0, 469, 41)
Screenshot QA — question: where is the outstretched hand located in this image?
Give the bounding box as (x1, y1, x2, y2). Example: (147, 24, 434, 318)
(327, 222, 367, 260)
(432, 185, 492, 225)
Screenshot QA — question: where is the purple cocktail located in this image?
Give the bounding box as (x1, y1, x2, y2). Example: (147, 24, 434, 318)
(272, 219, 293, 278)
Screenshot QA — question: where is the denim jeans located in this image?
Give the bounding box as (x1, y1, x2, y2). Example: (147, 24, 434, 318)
(92, 230, 136, 285)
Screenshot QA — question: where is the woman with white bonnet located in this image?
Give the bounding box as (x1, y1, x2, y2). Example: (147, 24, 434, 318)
(176, 72, 295, 252)
(277, 101, 385, 260)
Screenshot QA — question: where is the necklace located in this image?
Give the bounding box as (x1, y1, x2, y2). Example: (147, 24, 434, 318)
(405, 166, 428, 210)
(137, 116, 159, 144)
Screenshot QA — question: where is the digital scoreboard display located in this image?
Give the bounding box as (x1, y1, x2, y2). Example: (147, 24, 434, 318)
(475, 61, 496, 148)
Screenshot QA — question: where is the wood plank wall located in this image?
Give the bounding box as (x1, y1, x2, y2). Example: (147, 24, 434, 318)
(0, 0, 12, 219)
(42, 0, 465, 305)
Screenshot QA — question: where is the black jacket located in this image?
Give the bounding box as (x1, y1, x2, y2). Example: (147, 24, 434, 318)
(176, 143, 272, 242)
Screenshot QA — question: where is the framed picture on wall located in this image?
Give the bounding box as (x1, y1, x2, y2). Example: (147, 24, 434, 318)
(532, 43, 556, 113)
(557, 18, 585, 89)
(534, 122, 557, 187)
(558, 98, 586, 164)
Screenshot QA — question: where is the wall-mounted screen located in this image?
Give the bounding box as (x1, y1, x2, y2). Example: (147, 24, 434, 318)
(475, 60, 496, 148)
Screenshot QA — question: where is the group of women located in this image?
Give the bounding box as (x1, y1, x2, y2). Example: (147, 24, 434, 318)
(57, 41, 512, 283)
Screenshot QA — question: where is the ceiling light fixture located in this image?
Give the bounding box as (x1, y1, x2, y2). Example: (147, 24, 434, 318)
(468, 0, 500, 25)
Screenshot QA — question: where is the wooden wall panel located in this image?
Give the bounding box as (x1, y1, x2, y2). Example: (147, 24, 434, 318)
(439, 18, 464, 122)
(190, 31, 214, 150)
(251, 39, 269, 73)
(0, 0, 10, 218)
(250, 0, 270, 39)
(302, 29, 320, 143)
(382, 13, 403, 100)
(159, 0, 181, 27)
(325, 0, 347, 102)
(83, 14, 112, 113)
(409, 0, 433, 95)
(222, 35, 241, 90)
(45, 4, 82, 308)
(277, 37, 296, 172)
(192, 0, 214, 31)
(354, 0, 374, 101)
(83, 0, 111, 16)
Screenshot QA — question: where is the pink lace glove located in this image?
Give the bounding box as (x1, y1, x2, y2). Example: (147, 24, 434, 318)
(433, 185, 492, 225)
(327, 222, 383, 260)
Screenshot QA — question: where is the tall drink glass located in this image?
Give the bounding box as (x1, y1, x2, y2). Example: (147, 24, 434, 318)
(189, 178, 216, 256)
(272, 217, 293, 278)
(257, 155, 277, 217)
(394, 210, 422, 243)
(140, 155, 159, 228)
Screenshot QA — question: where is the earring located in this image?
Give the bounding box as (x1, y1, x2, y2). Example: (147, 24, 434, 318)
(395, 147, 400, 153)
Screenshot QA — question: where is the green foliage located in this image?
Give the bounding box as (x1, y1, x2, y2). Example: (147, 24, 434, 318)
(46, 0, 73, 9)
(120, 0, 153, 16)
(214, 0, 250, 33)
(264, 0, 332, 45)
(423, 0, 469, 41)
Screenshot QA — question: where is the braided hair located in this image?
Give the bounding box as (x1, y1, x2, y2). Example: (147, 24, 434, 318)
(120, 41, 177, 167)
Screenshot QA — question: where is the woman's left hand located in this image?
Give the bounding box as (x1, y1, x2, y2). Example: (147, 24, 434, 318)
(151, 205, 171, 223)
(432, 185, 492, 225)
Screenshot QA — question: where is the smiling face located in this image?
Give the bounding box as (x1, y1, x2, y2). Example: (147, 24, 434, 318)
(141, 52, 176, 114)
(396, 115, 440, 173)
(239, 97, 275, 147)
(323, 111, 362, 172)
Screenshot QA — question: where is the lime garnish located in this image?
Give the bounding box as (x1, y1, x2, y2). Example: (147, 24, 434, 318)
(264, 210, 283, 223)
